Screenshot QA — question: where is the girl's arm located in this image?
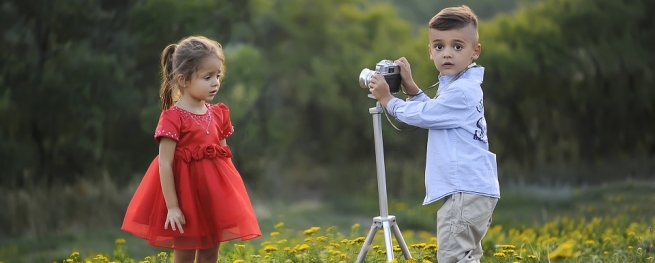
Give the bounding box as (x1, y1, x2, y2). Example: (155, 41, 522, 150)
(159, 137, 185, 233)
(220, 139, 227, 146)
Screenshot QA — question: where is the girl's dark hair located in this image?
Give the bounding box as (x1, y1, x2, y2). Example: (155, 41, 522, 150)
(159, 36, 225, 110)
(429, 5, 479, 32)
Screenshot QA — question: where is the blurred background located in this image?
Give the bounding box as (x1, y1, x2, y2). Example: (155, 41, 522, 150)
(1, 0, 654, 261)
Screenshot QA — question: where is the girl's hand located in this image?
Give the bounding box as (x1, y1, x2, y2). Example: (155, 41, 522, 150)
(165, 207, 186, 233)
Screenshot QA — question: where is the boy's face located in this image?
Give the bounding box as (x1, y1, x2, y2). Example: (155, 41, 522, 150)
(428, 24, 481, 76)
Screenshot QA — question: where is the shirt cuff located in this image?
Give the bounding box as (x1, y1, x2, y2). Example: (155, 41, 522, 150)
(386, 97, 404, 118)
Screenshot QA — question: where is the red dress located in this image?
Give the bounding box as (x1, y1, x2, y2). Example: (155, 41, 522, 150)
(122, 103, 261, 249)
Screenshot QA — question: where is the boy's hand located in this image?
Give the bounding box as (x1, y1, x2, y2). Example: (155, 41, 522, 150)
(368, 73, 394, 107)
(395, 57, 419, 95)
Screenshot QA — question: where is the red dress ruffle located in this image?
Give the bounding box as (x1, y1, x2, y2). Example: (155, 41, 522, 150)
(122, 103, 261, 249)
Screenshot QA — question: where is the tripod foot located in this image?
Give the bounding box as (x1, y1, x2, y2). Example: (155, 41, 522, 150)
(355, 215, 413, 263)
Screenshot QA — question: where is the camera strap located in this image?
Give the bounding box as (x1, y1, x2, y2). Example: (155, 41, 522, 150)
(403, 62, 478, 98)
(434, 62, 479, 99)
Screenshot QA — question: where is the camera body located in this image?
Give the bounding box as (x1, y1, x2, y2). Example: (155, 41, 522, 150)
(359, 60, 402, 94)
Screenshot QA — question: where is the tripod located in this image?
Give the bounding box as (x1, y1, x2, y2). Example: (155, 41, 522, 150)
(355, 95, 412, 263)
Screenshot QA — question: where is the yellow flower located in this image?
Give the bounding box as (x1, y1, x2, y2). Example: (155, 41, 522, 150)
(157, 252, 167, 258)
(405, 259, 417, 263)
(277, 239, 288, 244)
(274, 222, 285, 229)
(303, 227, 321, 235)
(66, 259, 74, 263)
(494, 252, 506, 258)
(549, 241, 575, 259)
(351, 223, 360, 231)
(270, 231, 280, 237)
(528, 254, 537, 259)
(233, 260, 244, 263)
(115, 238, 126, 245)
(296, 244, 310, 251)
(304, 237, 313, 242)
(70, 252, 80, 257)
(235, 244, 246, 249)
(263, 245, 278, 253)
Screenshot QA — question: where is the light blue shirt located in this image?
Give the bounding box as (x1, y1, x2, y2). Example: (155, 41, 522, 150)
(386, 66, 500, 205)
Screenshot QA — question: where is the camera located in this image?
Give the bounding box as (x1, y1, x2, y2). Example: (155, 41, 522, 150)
(359, 60, 402, 94)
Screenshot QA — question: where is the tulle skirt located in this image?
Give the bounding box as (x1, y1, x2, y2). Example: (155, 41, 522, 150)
(122, 145, 261, 249)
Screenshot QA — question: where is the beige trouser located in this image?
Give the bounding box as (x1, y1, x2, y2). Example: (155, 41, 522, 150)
(436, 192, 498, 263)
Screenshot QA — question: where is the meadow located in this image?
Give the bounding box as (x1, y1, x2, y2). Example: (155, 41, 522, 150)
(2, 181, 655, 263)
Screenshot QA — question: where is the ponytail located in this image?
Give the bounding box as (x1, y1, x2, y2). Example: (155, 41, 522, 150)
(159, 44, 177, 110)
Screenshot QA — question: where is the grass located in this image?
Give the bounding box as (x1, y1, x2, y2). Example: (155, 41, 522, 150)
(2, 180, 655, 262)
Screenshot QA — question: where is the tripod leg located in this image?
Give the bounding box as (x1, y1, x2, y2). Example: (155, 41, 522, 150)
(382, 220, 394, 262)
(391, 223, 413, 259)
(355, 224, 379, 263)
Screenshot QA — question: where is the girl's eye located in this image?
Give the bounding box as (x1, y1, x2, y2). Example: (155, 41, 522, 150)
(454, 45, 463, 51)
(216, 74, 221, 79)
(434, 44, 444, 50)
(204, 76, 211, 80)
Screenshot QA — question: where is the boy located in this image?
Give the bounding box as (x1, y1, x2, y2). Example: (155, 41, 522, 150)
(367, 5, 500, 263)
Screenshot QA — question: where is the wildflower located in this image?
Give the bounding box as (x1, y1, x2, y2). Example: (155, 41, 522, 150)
(235, 244, 246, 249)
(304, 237, 313, 242)
(157, 252, 167, 258)
(270, 231, 280, 237)
(528, 255, 537, 259)
(515, 255, 523, 260)
(115, 238, 126, 245)
(494, 252, 506, 258)
(352, 237, 366, 243)
(405, 259, 417, 263)
(233, 260, 245, 263)
(296, 244, 310, 251)
(422, 260, 433, 263)
(393, 245, 401, 252)
(263, 245, 278, 253)
(277, 239, 288, 244)
(352, 223, 360, 231)
(274, 222, 285, 229)
(66, 259, 73, 263)
(411, 243, 427, 249)
(303, 227, 321, 235)
(70, 252, 80, 258)
(548, 241, 575, 259)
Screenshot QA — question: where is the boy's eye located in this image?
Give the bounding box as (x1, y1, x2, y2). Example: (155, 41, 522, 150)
(434, 44, 444, 50)
(454, 45, 463, 51)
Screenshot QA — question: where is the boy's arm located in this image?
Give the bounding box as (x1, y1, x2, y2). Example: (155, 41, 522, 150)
(386, 87, 468, 130)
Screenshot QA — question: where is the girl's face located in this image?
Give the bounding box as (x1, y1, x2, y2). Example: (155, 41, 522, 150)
(428, 24, 481, 76)
(181, 56, 223, 102)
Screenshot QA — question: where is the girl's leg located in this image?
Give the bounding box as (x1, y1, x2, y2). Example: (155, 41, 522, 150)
(173, 249, 197, 263)
(195, 243, 220, 263)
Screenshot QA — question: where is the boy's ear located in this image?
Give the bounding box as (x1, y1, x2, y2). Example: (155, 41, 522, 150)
(473, 43, 482, 60)
(428, 44, 433, 60)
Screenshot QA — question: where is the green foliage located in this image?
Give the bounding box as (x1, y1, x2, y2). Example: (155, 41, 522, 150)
(1, 0, 655, 239)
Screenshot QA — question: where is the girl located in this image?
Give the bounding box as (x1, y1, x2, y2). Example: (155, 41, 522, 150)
(122, 36, 261, 263)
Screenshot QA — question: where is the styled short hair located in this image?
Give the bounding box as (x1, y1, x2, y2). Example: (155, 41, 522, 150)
(429, 5, 479, 31)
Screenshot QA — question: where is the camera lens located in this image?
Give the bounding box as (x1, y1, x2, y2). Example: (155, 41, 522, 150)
(359, 68, 374, 88)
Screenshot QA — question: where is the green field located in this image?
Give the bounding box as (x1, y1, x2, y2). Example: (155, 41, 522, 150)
(2, 181, 655, 263)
